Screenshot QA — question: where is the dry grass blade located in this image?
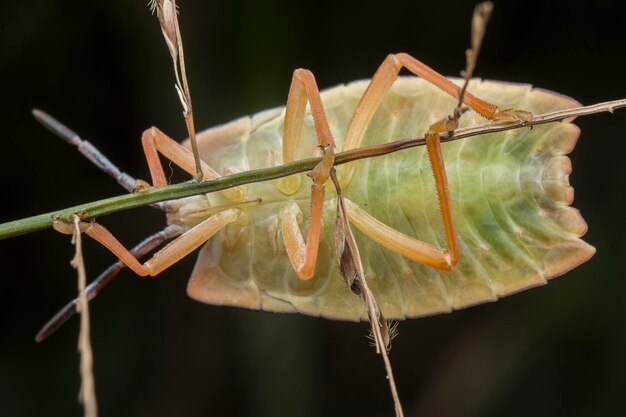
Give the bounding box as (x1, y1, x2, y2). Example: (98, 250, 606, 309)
(150, 0, 178, 60)
(330, 170, 404, 417)
(71, 215, 97, 417)
(367, 321, 400, 350)
(465, 2, 493, 79)
(457, 1, 493, 112)
(149, 0, 203, 180)
(327, 5, 495, 415)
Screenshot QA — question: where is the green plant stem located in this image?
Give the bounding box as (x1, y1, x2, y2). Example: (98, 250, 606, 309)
(2, 98, 626, 240)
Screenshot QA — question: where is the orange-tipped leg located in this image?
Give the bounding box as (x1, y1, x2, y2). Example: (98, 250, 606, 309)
(54, 209, 240, 277)
(343, 121, 461, 271)
(141, 127, 244, 202)
(281, 186, 325, 280)
(50, 123, 245, 278)
(339, 53, 532, 185)
(279, 69, 336, 280)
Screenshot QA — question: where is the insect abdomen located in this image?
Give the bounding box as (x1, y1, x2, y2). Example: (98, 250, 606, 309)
(185, 78, 594, 320)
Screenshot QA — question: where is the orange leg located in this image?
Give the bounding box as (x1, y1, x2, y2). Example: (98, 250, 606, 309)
(55, 209, 240, 277)
(343, 120, 460, 271)
(328, 53, 532, 270)
(141, 127, 244, 202)
(52, 125, 245, 278)
(280, 69, 336, 280)
(339, 53, 531, 185)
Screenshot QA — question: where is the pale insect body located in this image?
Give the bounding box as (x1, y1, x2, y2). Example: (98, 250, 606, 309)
(166, 76, 595, 320)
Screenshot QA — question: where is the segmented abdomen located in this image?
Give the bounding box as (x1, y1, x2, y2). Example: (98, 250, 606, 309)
(182, 78, 594, 320)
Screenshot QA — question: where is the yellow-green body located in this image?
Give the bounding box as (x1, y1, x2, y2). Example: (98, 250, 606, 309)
(167, 77, 594, 320)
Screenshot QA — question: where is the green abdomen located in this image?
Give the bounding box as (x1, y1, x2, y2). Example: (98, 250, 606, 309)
(182, 78, 594, 320)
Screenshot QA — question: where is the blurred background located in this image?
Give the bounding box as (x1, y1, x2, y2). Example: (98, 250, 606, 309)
(1, 0, 626, 416)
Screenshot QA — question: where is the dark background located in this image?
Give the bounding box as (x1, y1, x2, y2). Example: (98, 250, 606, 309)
(1, 1, 626, 416)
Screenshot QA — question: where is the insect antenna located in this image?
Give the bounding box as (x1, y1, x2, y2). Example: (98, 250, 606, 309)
(31, 109, 175, 212)
(32, 109, 138, 194)
(31, 110, 187, 340)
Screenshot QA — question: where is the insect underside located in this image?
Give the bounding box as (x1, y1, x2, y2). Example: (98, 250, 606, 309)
(166, 76, 594, 320)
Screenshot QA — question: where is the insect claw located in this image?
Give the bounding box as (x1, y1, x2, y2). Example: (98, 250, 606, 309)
(52, 216, 89, 235)
(133, 179, 152, 193)
(429, 116, 458, 134)
(192, 171, 204, 182)
(453, 106, 470, 120)
(493, 108, 533, 124)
